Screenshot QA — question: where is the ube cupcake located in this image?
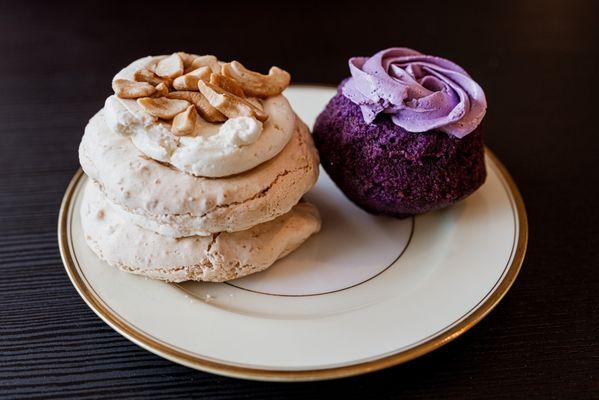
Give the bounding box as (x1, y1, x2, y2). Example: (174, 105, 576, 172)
(313, 48, 487, 218)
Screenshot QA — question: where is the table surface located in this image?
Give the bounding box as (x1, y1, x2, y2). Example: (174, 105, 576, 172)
(1, 1, 598, 399)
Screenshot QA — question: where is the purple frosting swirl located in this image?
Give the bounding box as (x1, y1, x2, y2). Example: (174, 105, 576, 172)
(342, 47, 487, 138)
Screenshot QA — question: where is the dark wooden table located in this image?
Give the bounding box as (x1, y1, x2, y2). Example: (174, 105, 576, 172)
(1, 1, 598, 398)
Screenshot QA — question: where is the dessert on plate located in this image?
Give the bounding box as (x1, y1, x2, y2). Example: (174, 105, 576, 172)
(313, 47, 487, 218)
(79, 52, 321, 282)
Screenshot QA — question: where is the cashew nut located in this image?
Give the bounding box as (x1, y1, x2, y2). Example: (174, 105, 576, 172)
(167, 90, 227, 123)
(137, 97, 190, 119)
(112, 79, 156, 99)
(153, 82, 169, 97)
(133, 69, 170, 87)
(172, 66, 211, 91)
(209, 73, 245, 97)
(221, 61, 290, 98)
(189, 55, 221, 74)
(171, 105, 198, 136)
(198, 81, 268, 122)
(155, 53, 184, 79)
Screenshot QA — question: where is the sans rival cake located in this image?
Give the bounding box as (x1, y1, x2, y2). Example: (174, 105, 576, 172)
(313, 47, 487, 217)
(79, 52, 321, 282)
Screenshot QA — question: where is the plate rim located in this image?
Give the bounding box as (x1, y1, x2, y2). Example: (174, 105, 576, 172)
(59, 91, 528, 382)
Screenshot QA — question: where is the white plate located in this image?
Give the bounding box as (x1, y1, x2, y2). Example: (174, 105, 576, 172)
(59, 85, 528, 381)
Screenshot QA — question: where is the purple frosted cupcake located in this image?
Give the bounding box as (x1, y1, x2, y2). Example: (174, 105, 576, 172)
(313, 48, 488, 218)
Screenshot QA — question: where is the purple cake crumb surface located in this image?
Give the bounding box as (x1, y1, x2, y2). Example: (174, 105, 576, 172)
(312, 87, 487, 218)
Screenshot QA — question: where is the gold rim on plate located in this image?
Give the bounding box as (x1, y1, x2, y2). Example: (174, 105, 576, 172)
(59, 146, 527, 382)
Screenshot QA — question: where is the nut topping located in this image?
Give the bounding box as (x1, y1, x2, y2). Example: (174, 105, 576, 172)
(189, 55, 221, 74)
(221, 61, 290, 98)
(198, 81, 268, 122)
(172, 66, 211, 91)
(133, 69, 170, 87)
(155, 54, 184, 79)
(210, 73, 245, 97)
(112, 79, 156, 99)
(176, 52, 196, 70)
(171, 105, 197, 136)
(137, 97, 190, 119)
(167, 91, 226, 123)
(154, 82, 169, 97)
(113, 53, 289, 125)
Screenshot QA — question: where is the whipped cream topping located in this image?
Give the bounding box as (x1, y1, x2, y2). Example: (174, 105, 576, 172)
(105, 55, 295, 178)
(214, 117, 263, 146)
(342, 47, 487, 138)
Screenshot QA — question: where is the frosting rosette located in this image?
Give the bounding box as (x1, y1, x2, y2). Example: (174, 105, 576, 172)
(342, 47, 487, 138)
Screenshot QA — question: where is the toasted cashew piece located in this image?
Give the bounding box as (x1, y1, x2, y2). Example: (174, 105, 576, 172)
(172, 66, 211, 91)
(171, 105, 198, 136)
(137, 97, 190, 119)
(155, 54, 184, 79)
(176, 52, 196, 70)
(189, 55, 221, 74)
(133, 69, 170, 87)
(198, 81, 267, 122)
(167, 90, 227, 123)
(112, 79, 156, 99)
(153, 82, 169, 97)
(210, 73, 245, 97)
(221, 61, 290, 98)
